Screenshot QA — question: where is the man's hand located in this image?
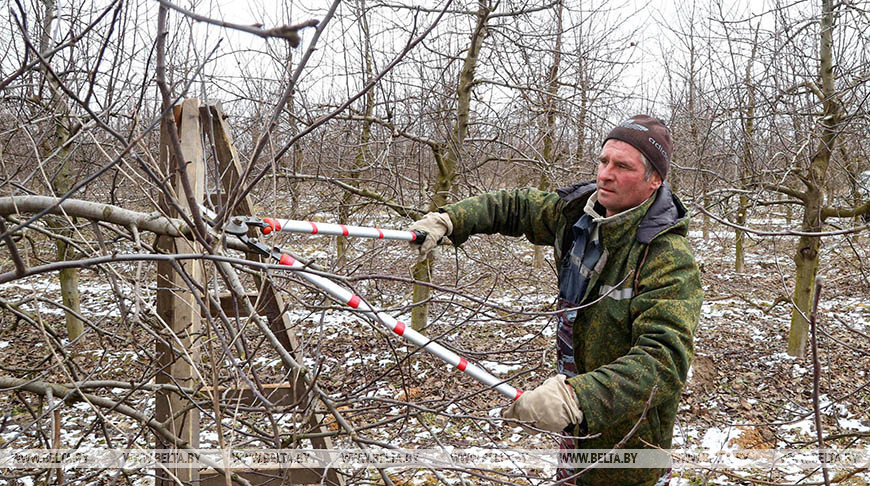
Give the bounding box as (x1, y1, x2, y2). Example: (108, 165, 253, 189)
(502, 374, 582, 433)
(408, 212, 453, 262)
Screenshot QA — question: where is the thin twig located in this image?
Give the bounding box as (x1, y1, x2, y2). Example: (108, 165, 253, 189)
(220, 0, 340, 228)
(0, 219, 27, 276)
(154, 5, 213, 250)
(0, 376, 252, 486)
(810, 277, 830, 486)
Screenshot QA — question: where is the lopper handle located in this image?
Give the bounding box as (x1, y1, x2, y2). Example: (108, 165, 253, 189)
(410, 229, 447, 246)
(410, 230, 428, 244)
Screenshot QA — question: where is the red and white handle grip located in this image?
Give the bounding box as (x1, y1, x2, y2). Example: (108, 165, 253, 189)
(270, 251, 522, 401)
(262, 218, 425, 243)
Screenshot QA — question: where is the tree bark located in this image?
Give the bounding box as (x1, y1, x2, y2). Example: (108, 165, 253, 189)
(533, 1, 563, 270)
(788, 0, 840, 357)
(411, 0, 490, 331)
(735, 26, 758, 274)
(338, 0, 375, 267)
(37, 0, 83, 340)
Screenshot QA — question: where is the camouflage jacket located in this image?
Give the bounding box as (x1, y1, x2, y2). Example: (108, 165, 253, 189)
(442, 181, 703, 486)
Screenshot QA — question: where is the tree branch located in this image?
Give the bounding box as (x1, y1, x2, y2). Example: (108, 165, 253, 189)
(0, 219, 27, 276)
(157, 0, 317, 46)
(821, 199, 870, 219)
(282, 173, 423, 219)
(696, 204, 869, 237)
(339, 114, 442, 149)
(758, 182, 807, 202)
(232, 0, 454, 216)
(0, 196, 311, 262)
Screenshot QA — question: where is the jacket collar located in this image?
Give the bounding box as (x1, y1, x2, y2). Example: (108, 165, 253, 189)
(637, 182, 689, 243)
(556, 180, 688, 244)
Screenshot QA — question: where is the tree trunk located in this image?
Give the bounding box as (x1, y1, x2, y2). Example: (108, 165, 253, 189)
(533, 1, 562, 271)
(337, 0, 374, 267)
(575, 71, 588, 163)
(686, 38, 709, 242)
(735, 193, 747, 273)
(47, 129, 82, 340)
(702, 191, 710, 241)
(40, 0, 82, 340)
(787, 0, 839, 357)
(411, 0, 489, 331)
(736, 27, 758, 274)
(789, 191, 823, 357)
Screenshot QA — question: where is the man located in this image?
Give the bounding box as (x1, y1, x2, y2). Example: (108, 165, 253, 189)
(409, 115, 703, 485)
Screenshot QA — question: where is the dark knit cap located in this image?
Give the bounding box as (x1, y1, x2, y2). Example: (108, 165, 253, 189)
(603, 115, 673, 180)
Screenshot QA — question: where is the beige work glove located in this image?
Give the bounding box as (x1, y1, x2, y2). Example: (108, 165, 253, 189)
(502, 374, 583, 433)
(408, 212, 453, 263)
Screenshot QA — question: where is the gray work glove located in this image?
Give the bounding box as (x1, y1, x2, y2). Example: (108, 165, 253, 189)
(408, 212, 453, 263)
(502, 374, 583, 433)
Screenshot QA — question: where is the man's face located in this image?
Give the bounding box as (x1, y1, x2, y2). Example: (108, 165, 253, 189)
(596, 139, 663, 217)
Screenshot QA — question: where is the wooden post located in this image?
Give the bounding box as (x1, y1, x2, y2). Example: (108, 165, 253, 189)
(155, 98, 204, 485)
(150, 99, 343, 485)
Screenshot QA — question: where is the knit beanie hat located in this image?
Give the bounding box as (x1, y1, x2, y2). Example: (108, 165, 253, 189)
(603, 115, 673, 180)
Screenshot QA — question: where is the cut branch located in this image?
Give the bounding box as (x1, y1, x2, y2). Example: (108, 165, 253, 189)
(0, 196, 311, 262)
(0, 196, 190, 238)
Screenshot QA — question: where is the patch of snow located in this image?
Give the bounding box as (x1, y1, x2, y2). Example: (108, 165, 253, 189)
(669, 477, 694, 486)
(0, 341, 8, 349)
(200, 430, 219, 445)
(839, 418, 870, 432)
(791, 363, 809, 376)
(781, 417, 814, 437)
(479, 360, 523, 375)
(698, 426, 738, 452)
(72, 402, 92, 412)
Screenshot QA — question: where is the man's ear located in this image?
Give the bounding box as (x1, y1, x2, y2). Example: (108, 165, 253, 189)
(650, 173, 663, 191)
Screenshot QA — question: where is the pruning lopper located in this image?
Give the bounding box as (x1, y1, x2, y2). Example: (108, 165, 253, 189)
(200, 206, 522, 401)
(223, 212, 431, 243)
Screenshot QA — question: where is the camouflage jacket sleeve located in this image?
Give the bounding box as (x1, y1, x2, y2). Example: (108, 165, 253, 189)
(440, 188, 564, 247)
(567, 233, 703, 433)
